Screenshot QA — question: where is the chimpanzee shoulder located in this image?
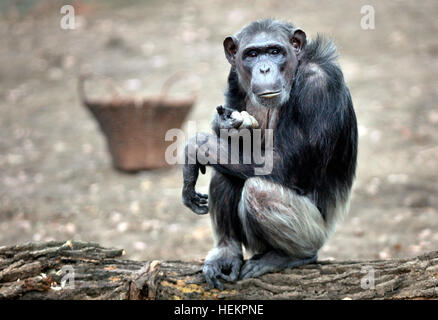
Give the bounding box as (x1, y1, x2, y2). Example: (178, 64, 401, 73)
(296, 35, 344, 91)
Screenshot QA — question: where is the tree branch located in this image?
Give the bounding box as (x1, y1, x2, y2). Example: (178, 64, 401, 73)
(0, 241, 437, 300)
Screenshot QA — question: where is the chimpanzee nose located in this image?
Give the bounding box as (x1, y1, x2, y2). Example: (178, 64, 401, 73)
(260, 65, 270, 74)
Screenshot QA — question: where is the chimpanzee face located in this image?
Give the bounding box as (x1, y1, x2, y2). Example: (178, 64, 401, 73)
(224, 28, 306, 108)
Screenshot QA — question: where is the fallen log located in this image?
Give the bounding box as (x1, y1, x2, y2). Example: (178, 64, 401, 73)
(0, 241, 437, 300)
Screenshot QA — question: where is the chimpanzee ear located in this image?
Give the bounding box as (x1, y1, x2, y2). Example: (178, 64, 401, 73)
(291, 29, 307, 55)
(224, 36, 238, 66)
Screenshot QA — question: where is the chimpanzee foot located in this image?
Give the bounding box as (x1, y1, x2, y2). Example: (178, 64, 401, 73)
(239, 251, 317, 280)
(203, 246, 243, 290)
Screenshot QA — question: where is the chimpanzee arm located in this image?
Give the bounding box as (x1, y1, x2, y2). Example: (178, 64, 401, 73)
(186, 131, 279, 179)
(182, 131, 280, 214)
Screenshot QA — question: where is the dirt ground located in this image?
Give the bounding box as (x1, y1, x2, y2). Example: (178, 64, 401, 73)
(0, 0, 437, 263)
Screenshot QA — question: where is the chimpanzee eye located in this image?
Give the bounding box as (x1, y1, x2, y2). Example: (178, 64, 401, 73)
(270, 48, 280, 55)
(247, 50, 258, 58)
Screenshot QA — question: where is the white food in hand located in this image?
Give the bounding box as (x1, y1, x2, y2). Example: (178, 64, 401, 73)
(231, 111, 243, 122)
(240, 111, 259, 129)
(230, 111, 259, 129)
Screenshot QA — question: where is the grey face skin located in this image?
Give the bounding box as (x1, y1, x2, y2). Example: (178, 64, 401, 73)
(224, 29, 306, 108)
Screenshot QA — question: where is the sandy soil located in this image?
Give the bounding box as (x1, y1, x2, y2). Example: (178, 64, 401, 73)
(0, 0, 437, 262)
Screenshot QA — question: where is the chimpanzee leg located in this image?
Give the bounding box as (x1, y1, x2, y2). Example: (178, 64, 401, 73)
(202, 171, 245, 289)
(238, 177, 329, 279)
(209, 171, 246, 246)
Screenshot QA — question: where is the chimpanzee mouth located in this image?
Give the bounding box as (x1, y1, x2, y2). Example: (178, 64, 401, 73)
(258, 91, 281, 98)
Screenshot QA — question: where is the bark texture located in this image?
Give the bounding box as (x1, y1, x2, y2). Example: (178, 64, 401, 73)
(0, 241, 437, 300)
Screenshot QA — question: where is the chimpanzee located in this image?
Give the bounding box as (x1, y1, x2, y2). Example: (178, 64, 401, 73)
(182, 19, 358, 289)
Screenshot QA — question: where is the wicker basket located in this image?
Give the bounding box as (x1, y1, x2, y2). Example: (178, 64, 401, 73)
(79, 74, 196, 172)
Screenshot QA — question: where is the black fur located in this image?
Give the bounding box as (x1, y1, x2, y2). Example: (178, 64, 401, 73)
(182, 19, 358, 287)
(211, 34, 357, 220)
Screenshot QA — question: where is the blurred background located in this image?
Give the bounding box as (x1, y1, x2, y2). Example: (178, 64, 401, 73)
(0, 0, 437, 261)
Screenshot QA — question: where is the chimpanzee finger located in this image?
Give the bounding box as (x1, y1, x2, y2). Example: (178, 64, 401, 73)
(228, 261, 242, 282)
(204, 271, 216, 289)
(206, 277, 218, 289)
(231, 118, 243, 129)
(216, 105, 225, 115)
(203, 265, 224, 290)
(212, 277, 223, 290)
(197, 193, 208, 199)
(192, 194, 208, 205)
(194, 194, 208, 205)
(217, 272, 232, 282)
(192, 203, 209, 215)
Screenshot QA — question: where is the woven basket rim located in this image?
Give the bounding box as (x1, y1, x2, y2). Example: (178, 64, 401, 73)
(83, 95, 195, 109)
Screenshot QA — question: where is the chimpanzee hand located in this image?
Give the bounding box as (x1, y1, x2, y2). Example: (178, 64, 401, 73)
(216, 105, 259, 130)
(216, 105, 243, 129)
(182, 184, 208, 215)
(182, 161, 209, 215)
